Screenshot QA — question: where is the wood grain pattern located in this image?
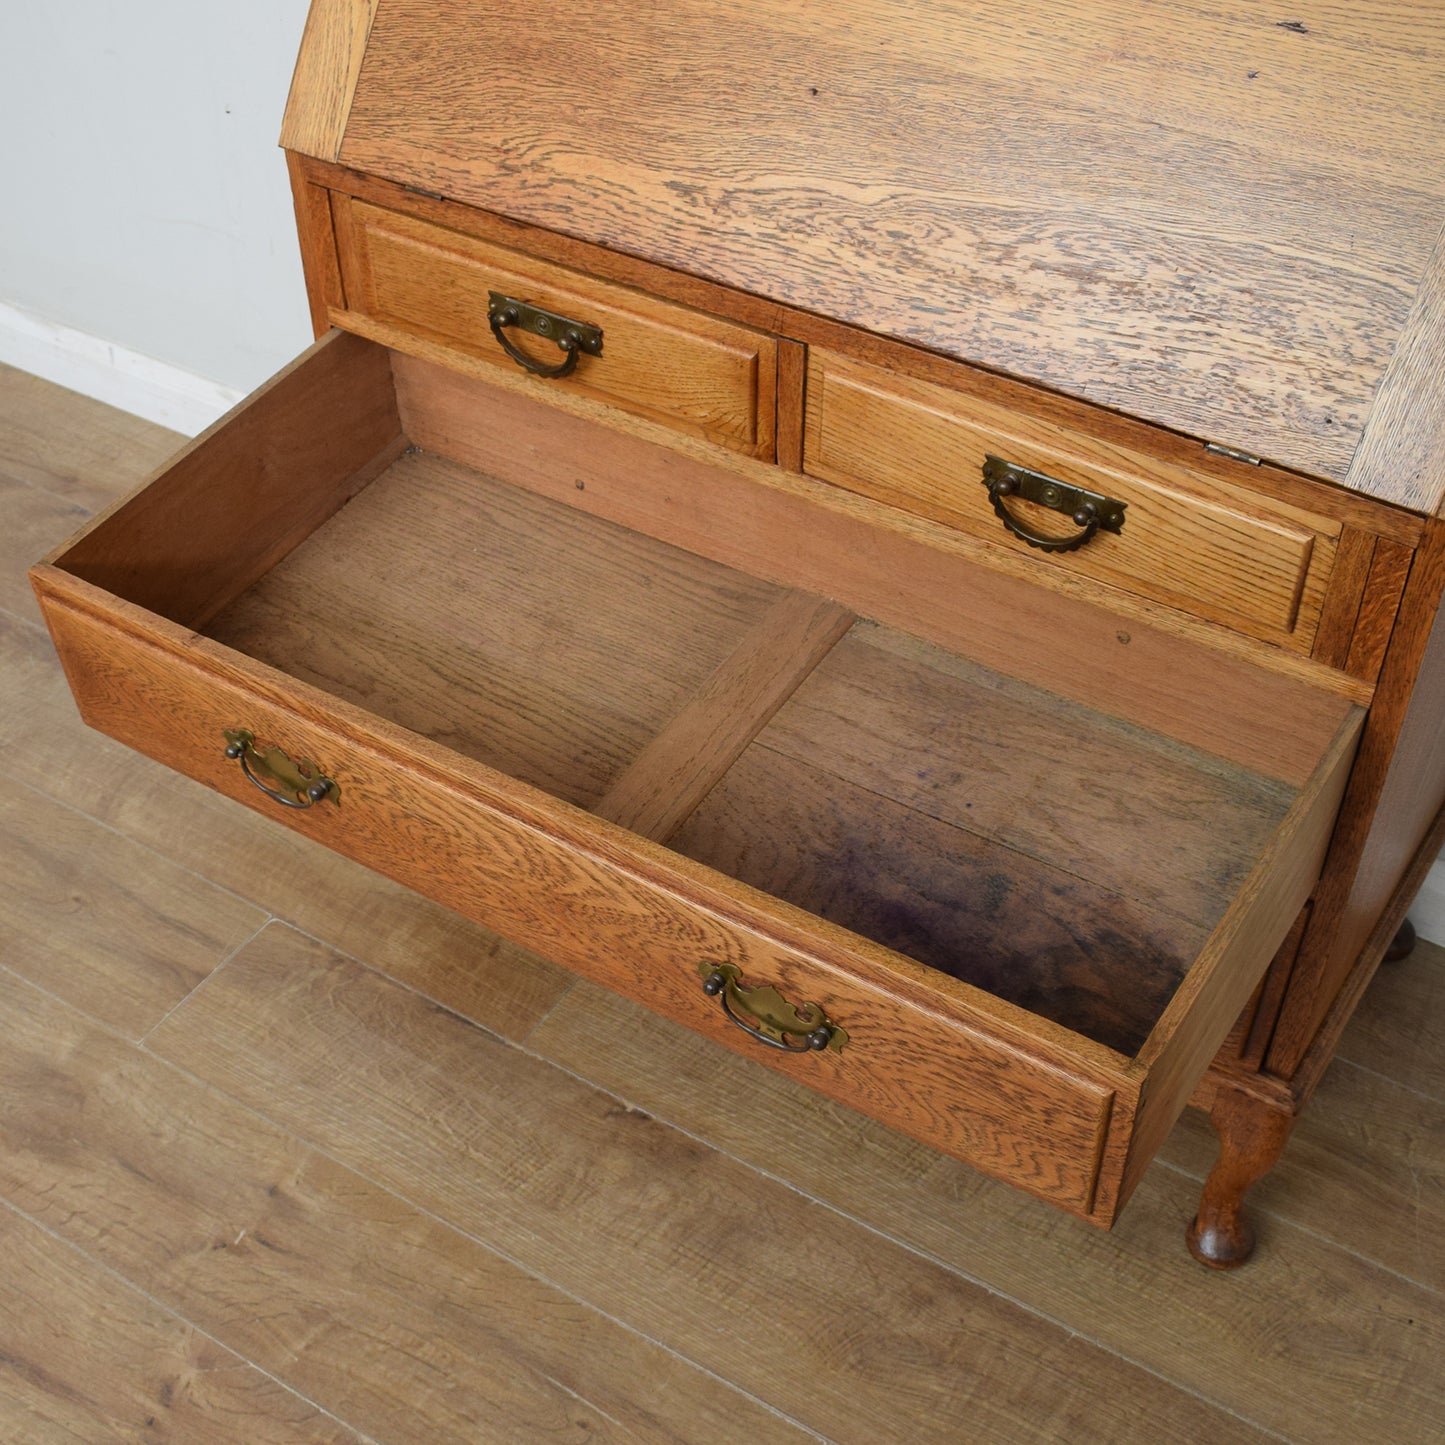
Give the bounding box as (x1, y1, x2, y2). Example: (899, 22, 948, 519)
(0, 362, 179, 512)
(332, 195, 777, 456)
(394, 352, 1365, 785)
(1269, 520, 1445, 1075)
(288, 152, 346, 337)
(0, 777, 264, 1040)
(755, 624, 1294, 931)
(1345, 221, 1445, 515)
(336, 0, 1445, 484)
(775, 336, 806, 472)
(290, 156, 1426, 547)
(34, 571, 1126, 1216)
(279, 0, 378, 161)
(1121, 706, 1363, 1208)
(0, 964, 806, 1445)
(528, 976, 1445, 1444)
(669, 740, 1205, 1058)
(594, 592, 854, 839)
(139, 928, 1263, 1443)
(0, 610, 571, 1045)
(52, 331, 403, 631)
(1310, 527, 1375, 670)
(0, 1208, 359, 1445)
(1345, 537, 1413, 680)
(205, 449, 784, 811)
(805, 348, 1339, 649)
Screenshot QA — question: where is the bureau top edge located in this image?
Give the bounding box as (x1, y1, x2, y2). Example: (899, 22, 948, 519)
(281, 0, 1445, 513)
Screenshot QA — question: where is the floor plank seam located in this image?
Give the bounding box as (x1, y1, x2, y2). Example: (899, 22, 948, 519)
(0, 767, 306, 940)
(1150, 1156, 1443, 1301)
(121, 1029, 837, 1443)
(3, 963, 827, 1441)
(513, 974, 581, 1047)
(0, 1194, 386, 1445)
(250, 915, 544, 1043)
(136, 916, 279, 1047)
(500, 1042, 1294, 1445)
(1327, 1052, 1445, 1109)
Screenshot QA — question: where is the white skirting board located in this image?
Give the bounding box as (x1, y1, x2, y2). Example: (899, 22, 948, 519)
(0, 301, 242, 437)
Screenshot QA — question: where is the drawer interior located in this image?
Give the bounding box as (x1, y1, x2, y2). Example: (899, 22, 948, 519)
(49, 334, 1354, 1063)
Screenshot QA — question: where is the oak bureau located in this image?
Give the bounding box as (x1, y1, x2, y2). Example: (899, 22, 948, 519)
(31, 2, 1445, 1264)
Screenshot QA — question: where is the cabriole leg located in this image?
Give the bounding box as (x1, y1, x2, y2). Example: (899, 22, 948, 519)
(1186, 1086, 1294, 1269)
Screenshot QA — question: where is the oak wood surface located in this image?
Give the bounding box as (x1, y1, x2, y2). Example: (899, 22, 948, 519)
(757, 623, 1294, 931)
(53, 331, 403, 631)
(1309, 527, 1375, 671)
(0, 1207, 360, 1445)
(1344, 221, 1445, 515)
(394, 351, 1365, 785)
(775, 336, 806, 472)
(1269, 521, 1445, 1075)
(1121, 706, 1361, 1207)
(333, 195, 777, 456)
(37, 570, 1131, 1215)
(594, 592, 855, 840)
(805, 348, 1339, 650)
(331, 0, 1445, 489)
(288, 152, 346, 336)
(292, 154, 1427, 549)
(1344, 537, 1414, 681)
(205, 448, 785, 811)
(670, 740, 1204, 1058)
(279, 0, 378, 161)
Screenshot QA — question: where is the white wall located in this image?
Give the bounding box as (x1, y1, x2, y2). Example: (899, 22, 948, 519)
(0, 3, 313, 407)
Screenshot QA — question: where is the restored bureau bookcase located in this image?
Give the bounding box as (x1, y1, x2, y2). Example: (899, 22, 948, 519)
(31, 2, 1445, 1264)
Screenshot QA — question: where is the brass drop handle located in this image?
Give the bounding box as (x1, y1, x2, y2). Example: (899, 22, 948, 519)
(981, 454, 1126, 554)
(223, 729, 338, 809)
(487, 291, 603, 379)
(697, 962, 847, 1053)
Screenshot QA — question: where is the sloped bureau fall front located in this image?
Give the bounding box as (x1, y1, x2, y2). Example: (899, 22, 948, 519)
(32, 1, 1445, 1264)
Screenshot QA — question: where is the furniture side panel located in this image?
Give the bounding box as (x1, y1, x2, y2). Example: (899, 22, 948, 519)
(1116, 707, 1362, 1207)
(49, 332, 403, 631)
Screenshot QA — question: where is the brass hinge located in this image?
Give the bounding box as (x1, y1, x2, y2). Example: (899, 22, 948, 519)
(1204, 442, 1263, 466)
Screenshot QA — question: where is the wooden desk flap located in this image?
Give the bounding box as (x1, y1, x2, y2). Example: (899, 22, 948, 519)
(285, 0, 1445, 504)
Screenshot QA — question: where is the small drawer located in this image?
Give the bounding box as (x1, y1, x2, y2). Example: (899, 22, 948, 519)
(331, 195, 776, 457)
(33, 331, 1363, 1227)
(803, 349, 1341, 650)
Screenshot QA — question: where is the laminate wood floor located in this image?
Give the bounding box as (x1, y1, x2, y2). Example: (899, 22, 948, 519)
(2, 362, 1441, 1444)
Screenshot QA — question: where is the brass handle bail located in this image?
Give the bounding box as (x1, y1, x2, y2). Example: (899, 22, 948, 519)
(697, 962, 846, 1053)
(223, 729, 338, 810)
(487, 291, 603, 379)
(981, 454, 1126, 554)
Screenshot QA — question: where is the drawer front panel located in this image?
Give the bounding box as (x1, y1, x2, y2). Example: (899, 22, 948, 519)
(37, 579, 1120, 1218)
(804, 349, 1339, 649)
(333, 197, 777, 456)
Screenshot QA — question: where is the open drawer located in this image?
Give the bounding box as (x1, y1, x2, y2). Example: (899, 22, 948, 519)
(31, 331, 1364, 1226)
